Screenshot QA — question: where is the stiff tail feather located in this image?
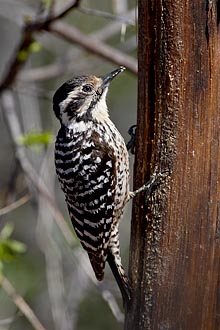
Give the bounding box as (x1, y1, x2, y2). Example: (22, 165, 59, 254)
(107, 249, 131, 307)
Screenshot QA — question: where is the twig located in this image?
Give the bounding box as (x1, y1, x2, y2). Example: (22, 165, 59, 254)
(49, 21, 137, 74)
(36, 145, 71, 330)
(0, 273, 46, 330)
(1, 91, 75, 247)
(0, 194, 30, 216)
(19, 8, 137, 82)
(27, 0, 81, 30)
(78, 6, 135, 25)
(102, 290, 124, 323)
(0, 0, 81, 93)
(69, 249, 125, 324)
(1, 90, 125, 324)
(0, 31, 34, 93)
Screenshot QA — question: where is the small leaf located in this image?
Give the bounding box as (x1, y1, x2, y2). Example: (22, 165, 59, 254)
(0, 224, 27, 264)
(29, 41, 42, 53)
(17, 130, 53, 148)
(0, 224, 14, 240)
(0, 242, 16, 261)
(8, 240, 27, 254)
(17, 50, 28, 62)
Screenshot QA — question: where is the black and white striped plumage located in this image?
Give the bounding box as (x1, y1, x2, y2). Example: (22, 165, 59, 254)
(53, 67, 130, 303)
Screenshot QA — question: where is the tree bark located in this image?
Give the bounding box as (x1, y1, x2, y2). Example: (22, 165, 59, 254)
(124, 1, 220, 329)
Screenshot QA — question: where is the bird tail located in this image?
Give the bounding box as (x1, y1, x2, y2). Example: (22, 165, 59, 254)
(107, 225, 131, 306)
(88, 225, 131, 307)
(88, 253, 105, 281)
(107, 249, 131, 307)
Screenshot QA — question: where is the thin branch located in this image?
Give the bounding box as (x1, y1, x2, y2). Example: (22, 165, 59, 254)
(0, 194, 30, 216)
(0, 273, 46, 330)
(102, 290, 124, 323)
(0, 0, 81, 93)
(27, 0, 81, 30)
(49, 21, 137, 74)
(19, 8, 137, 82)
(0, 31, 34, 93)
(36, 145, 71, 330)
(71, 249, 125, 324)
(0, 1, 136, 93)
(1, 91, 75, 247)
(78, 6, 135, 25)
(1, 90, 125, 324)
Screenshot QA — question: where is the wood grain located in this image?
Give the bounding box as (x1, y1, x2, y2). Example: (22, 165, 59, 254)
(125, 1, 220, 329)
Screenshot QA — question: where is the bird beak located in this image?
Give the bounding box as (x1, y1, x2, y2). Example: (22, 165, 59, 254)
(100, 66, 126, 89)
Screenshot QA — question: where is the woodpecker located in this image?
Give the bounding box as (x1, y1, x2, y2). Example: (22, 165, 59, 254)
(53, 67, 131, 304)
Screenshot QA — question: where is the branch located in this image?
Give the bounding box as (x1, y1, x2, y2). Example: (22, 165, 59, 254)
(19, 8, 137, 82)
(27, 0, 81, 30)
(1, 90, 124, 323)
(0, 0, 81, 93)
(0, 273, 46, 330)
(0, 31, 34, 93)
(36, 146, 72, 330)
(78, 6, 135, 25)
(49, 21, 137, 74)
(0, 194, 30, 216)
(1, 91, 75, 247)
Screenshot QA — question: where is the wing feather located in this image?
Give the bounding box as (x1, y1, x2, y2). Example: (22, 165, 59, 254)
(56, 130, 117, 279)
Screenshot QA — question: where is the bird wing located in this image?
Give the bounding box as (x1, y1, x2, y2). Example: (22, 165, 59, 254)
(63, 133, 117, 279)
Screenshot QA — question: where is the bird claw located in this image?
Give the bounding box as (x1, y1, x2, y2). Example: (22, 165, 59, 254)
(126, 125, 136, 155)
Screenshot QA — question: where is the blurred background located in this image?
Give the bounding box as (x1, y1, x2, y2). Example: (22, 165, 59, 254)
(0, 0, 137, 329)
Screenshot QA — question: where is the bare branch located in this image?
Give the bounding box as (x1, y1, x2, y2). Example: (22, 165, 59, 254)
(78, 6, 135, 25)
(0, 0, 81, 93)
(49, 21, 137, 74)
(0, 31, 34, 93)
(27, 0, 81, 30)
(0, 194, 30, 216)
(1, 90, 125, 324)
(0, 274, 46, 330)
(19, 8, 137, 82)
(102, 290, 124, 323)
(36, 145, 72, 330)
(1, 91, 75, 247)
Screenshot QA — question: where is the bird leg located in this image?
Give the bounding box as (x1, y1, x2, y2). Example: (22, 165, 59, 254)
(128, 171, 164, 201)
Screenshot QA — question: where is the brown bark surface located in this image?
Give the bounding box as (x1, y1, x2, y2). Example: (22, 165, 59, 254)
(125, 1, 220, 329)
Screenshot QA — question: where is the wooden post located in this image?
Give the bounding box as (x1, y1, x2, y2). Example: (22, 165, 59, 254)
(124, 1, 220, 329)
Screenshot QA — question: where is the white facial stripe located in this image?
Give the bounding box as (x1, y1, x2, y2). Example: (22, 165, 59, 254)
(59, 89, 80, 113)
(59, 85, 109, 126)
(91, 88, 109, 122)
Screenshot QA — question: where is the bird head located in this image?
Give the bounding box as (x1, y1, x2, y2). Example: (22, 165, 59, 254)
(53, 66, 125, 126)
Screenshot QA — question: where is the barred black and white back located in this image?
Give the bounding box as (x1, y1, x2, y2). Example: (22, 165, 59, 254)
(53, 67, 130, 303)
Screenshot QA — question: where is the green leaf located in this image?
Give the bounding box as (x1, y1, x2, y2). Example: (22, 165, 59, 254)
(17, 50, 28, 62)
(0, 241, 16, 261)
(29, 41, 42, 53)
(8, 240, 27, 254)
(17, 130, 53, 148)
(0, 240, 26, 262)
(0, 224, 27, 264)
(0, 223, 14, 240)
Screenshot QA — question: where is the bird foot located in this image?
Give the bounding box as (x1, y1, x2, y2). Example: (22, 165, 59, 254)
(126, 125, 136, 155)
(129, 171, 167, 200)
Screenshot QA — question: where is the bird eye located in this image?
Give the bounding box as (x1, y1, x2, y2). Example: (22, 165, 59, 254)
(82, 85, 93, 93)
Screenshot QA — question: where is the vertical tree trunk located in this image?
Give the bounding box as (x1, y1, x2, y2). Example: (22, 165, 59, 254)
(124, 1, 220, 329)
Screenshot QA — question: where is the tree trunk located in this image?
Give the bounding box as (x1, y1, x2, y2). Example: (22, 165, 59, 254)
(124, 1, 220, 329)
